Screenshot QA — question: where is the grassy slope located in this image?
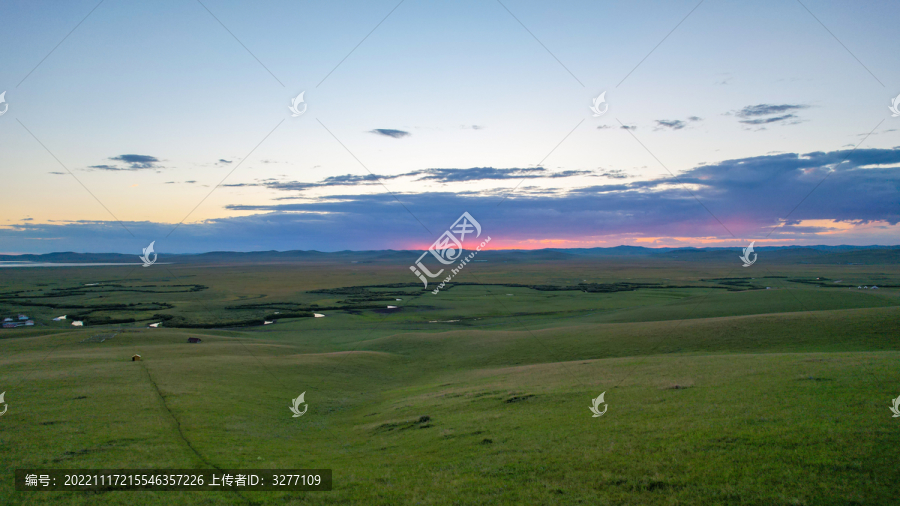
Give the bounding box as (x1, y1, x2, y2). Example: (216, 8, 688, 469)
(1, 260, 899, 505)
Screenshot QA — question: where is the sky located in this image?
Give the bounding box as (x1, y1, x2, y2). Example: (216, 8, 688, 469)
(1, 0, 898, 254)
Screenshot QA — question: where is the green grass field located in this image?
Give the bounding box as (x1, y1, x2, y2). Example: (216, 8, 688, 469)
(1, 257, 899, 504)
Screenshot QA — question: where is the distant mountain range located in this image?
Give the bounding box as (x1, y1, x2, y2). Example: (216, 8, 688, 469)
(2, 245, 899, 265)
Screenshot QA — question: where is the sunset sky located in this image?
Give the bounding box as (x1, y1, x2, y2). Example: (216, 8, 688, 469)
(1, 0, 898, 254)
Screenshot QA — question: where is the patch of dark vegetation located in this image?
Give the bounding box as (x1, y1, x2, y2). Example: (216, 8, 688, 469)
(73, 396, 88, 400)
(309, 283, 424, 295)
(21, 301, 172, 312)
(308, 284, 425, 304)
(704, 276, 786, 280)
(505, 394, 535, 403)
(374, 415, 432, 432)
(797, 376, 833, 381)
(469, 390, 504, 399)
(304, 280, 736, 300)
(480, 438, 493, 445)
(228, 301, 387, 315)
(449, 281, 717, 293)
(662, 384, 692, 390)
(698, 277, 774, 290)
(1, 284, 206, 301)
(262, 312, 313, 320)
(149, 312, 311, 329)
(609, 478, 680, 492)
(786, 278, 900, 288)
(68, 315, 136, 325)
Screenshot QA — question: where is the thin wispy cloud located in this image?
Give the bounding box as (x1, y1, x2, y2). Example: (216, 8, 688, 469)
(414, 167, 590, 182)
(735, 104, 808, 126)
(109, 154, 160, 169)
(595, 168, 629, 179)
(655, 116, 702, 130)
(227, 167, 592, 193)
(88, 154, 161, 171)
(370, 129, 410, 138)
(657, 120, 685, 130)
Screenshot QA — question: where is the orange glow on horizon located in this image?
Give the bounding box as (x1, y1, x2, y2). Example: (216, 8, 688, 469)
(401, 219, 900, 250)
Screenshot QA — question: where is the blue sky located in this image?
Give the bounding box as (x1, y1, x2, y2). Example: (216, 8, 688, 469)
(1, 0, 898, 253)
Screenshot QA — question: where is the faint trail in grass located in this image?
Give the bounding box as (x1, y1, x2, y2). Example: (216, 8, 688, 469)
(140, 361, 258, 505)
(140, 361, 217, 469)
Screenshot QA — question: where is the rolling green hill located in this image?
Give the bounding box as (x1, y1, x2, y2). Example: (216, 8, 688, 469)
(1, 258, 898, 504)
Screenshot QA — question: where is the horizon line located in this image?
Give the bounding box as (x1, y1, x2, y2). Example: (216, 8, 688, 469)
(2, 243, 899, 257)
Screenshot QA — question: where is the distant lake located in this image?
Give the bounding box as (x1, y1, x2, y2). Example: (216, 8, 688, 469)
(0, 262, 171, 268)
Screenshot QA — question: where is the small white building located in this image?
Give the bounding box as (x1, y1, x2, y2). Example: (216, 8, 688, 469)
(314, 313, 325, 318)
(71, 321, 84, 327)
(53, 315, 67, 321)
(18, 314, 28, 320)
(149, 322, 161, 328)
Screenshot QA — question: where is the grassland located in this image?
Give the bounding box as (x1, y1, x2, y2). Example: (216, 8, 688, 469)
(1, 256, 899, 505)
